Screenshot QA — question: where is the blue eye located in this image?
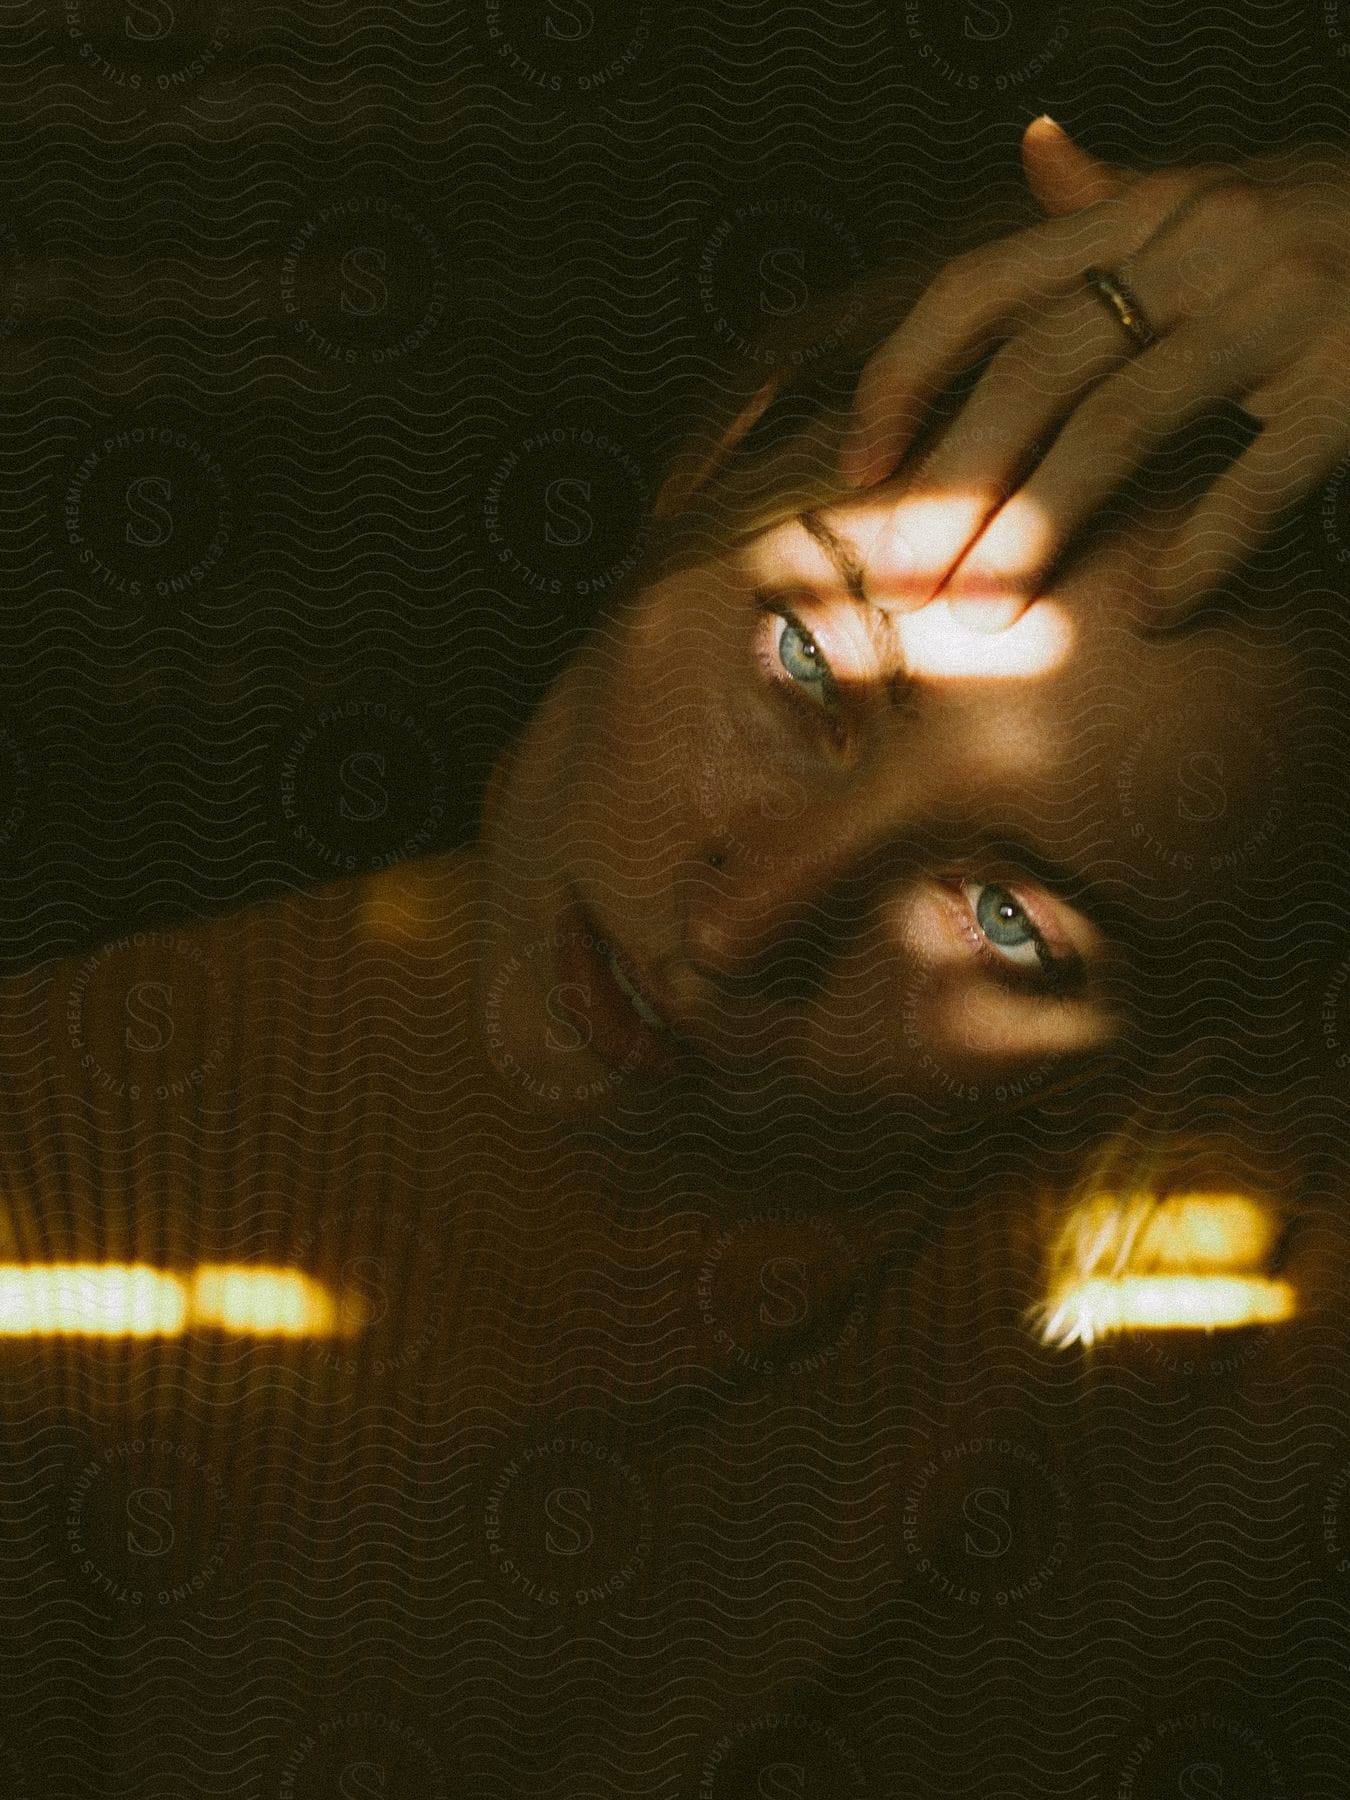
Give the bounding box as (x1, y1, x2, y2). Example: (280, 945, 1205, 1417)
(773, 612, 836, 706)
(962, 879, 1044, 972)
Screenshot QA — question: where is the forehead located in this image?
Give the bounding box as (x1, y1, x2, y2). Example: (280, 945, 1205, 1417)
(899, 580, 1302, 917)
(695, 508, 1306, 921)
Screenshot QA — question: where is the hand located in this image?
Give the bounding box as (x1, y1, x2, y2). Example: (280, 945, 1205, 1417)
(838, 119, 1350, 628)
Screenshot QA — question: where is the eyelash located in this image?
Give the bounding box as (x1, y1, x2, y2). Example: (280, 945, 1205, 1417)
(952, 878, 1082, 999)
(753, 597, 839, 719)
(751, 599, 1082, 1002)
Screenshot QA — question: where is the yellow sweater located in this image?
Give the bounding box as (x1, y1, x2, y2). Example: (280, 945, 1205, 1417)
(0, 854, 1338, 1796)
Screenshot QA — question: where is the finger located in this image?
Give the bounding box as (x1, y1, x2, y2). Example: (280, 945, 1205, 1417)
(1145, 362, 1350, 626)
(941, 286, 1297, 628)
(836, 233, 1044, 491)
(853, 285, 1144, 611)
(837, 165, 1236, 494)
(837, 205, 1131, 490)
(1021, 116, 1133, 218)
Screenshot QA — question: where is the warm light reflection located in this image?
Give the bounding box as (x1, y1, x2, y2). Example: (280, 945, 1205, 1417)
(876, 493, 989, 574)
(1036, 1190, 1297, 1349)
(846, 489, 1054, 612)
(943, 494, 1056, 588)
(894, 597, 1073, 679)
(0, 1265, 188, 1337)
(359, 861, 447, 942)
(1042, 1275, 1295, 1347)
(190, 1266, 345, 1337)
(0, 1264, 359, 1339)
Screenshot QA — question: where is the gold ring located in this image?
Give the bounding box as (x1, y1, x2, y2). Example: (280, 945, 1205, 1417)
(1083, 264, 1158, 351)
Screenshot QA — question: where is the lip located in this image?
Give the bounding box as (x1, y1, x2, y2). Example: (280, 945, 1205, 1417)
(555, 890, 681, 1078)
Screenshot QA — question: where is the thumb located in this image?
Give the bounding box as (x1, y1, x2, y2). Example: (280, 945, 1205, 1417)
(1022, 116, 1130, 216)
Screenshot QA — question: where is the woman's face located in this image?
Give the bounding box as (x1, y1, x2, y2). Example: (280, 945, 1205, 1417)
(478, 472, 1300, 1124)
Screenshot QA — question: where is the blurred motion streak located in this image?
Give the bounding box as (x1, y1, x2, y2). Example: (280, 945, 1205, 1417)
(1037, 1191, 1297, 1348)
(0, 1263, 360, 1339)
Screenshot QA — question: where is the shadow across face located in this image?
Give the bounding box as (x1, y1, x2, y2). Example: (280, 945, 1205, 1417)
(483, 282, 1349, 1198)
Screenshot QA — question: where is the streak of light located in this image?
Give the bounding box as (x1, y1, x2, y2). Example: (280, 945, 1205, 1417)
(893, 596, 1073, 678)
(1036, 1190, 1296, 1348)
(1039, 1274, 1295, 1349)
(0, 1264, 360, 1339)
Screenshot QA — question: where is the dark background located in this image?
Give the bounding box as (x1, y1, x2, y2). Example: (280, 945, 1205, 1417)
(0, 0, 1346, 972)
(0, 10, 1347, 1799)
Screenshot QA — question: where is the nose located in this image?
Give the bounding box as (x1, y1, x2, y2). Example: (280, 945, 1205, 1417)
(681, 768, 917, 979)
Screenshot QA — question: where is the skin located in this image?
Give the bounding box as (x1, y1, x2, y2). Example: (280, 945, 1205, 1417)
(473, 465, 1306, 1142)
(839, 121, 1350, 630)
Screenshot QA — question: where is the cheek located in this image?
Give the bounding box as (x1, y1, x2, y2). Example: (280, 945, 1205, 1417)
(579, 601, 804, 862)
(785, 906, 1103, 1107)
(752, 917, 982, 1105)
(568, 619, 726, 880)
(781, 970, 992, 1110)
(686, 700, 825, 860)
(785, 970, 1061, 1114)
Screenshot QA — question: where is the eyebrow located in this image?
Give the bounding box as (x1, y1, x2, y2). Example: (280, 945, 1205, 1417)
(762, 523, 1158, 962)
(799, 508, 871, 606)
(796, 507, 923, 712)
(790, 518, 1163, 967)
